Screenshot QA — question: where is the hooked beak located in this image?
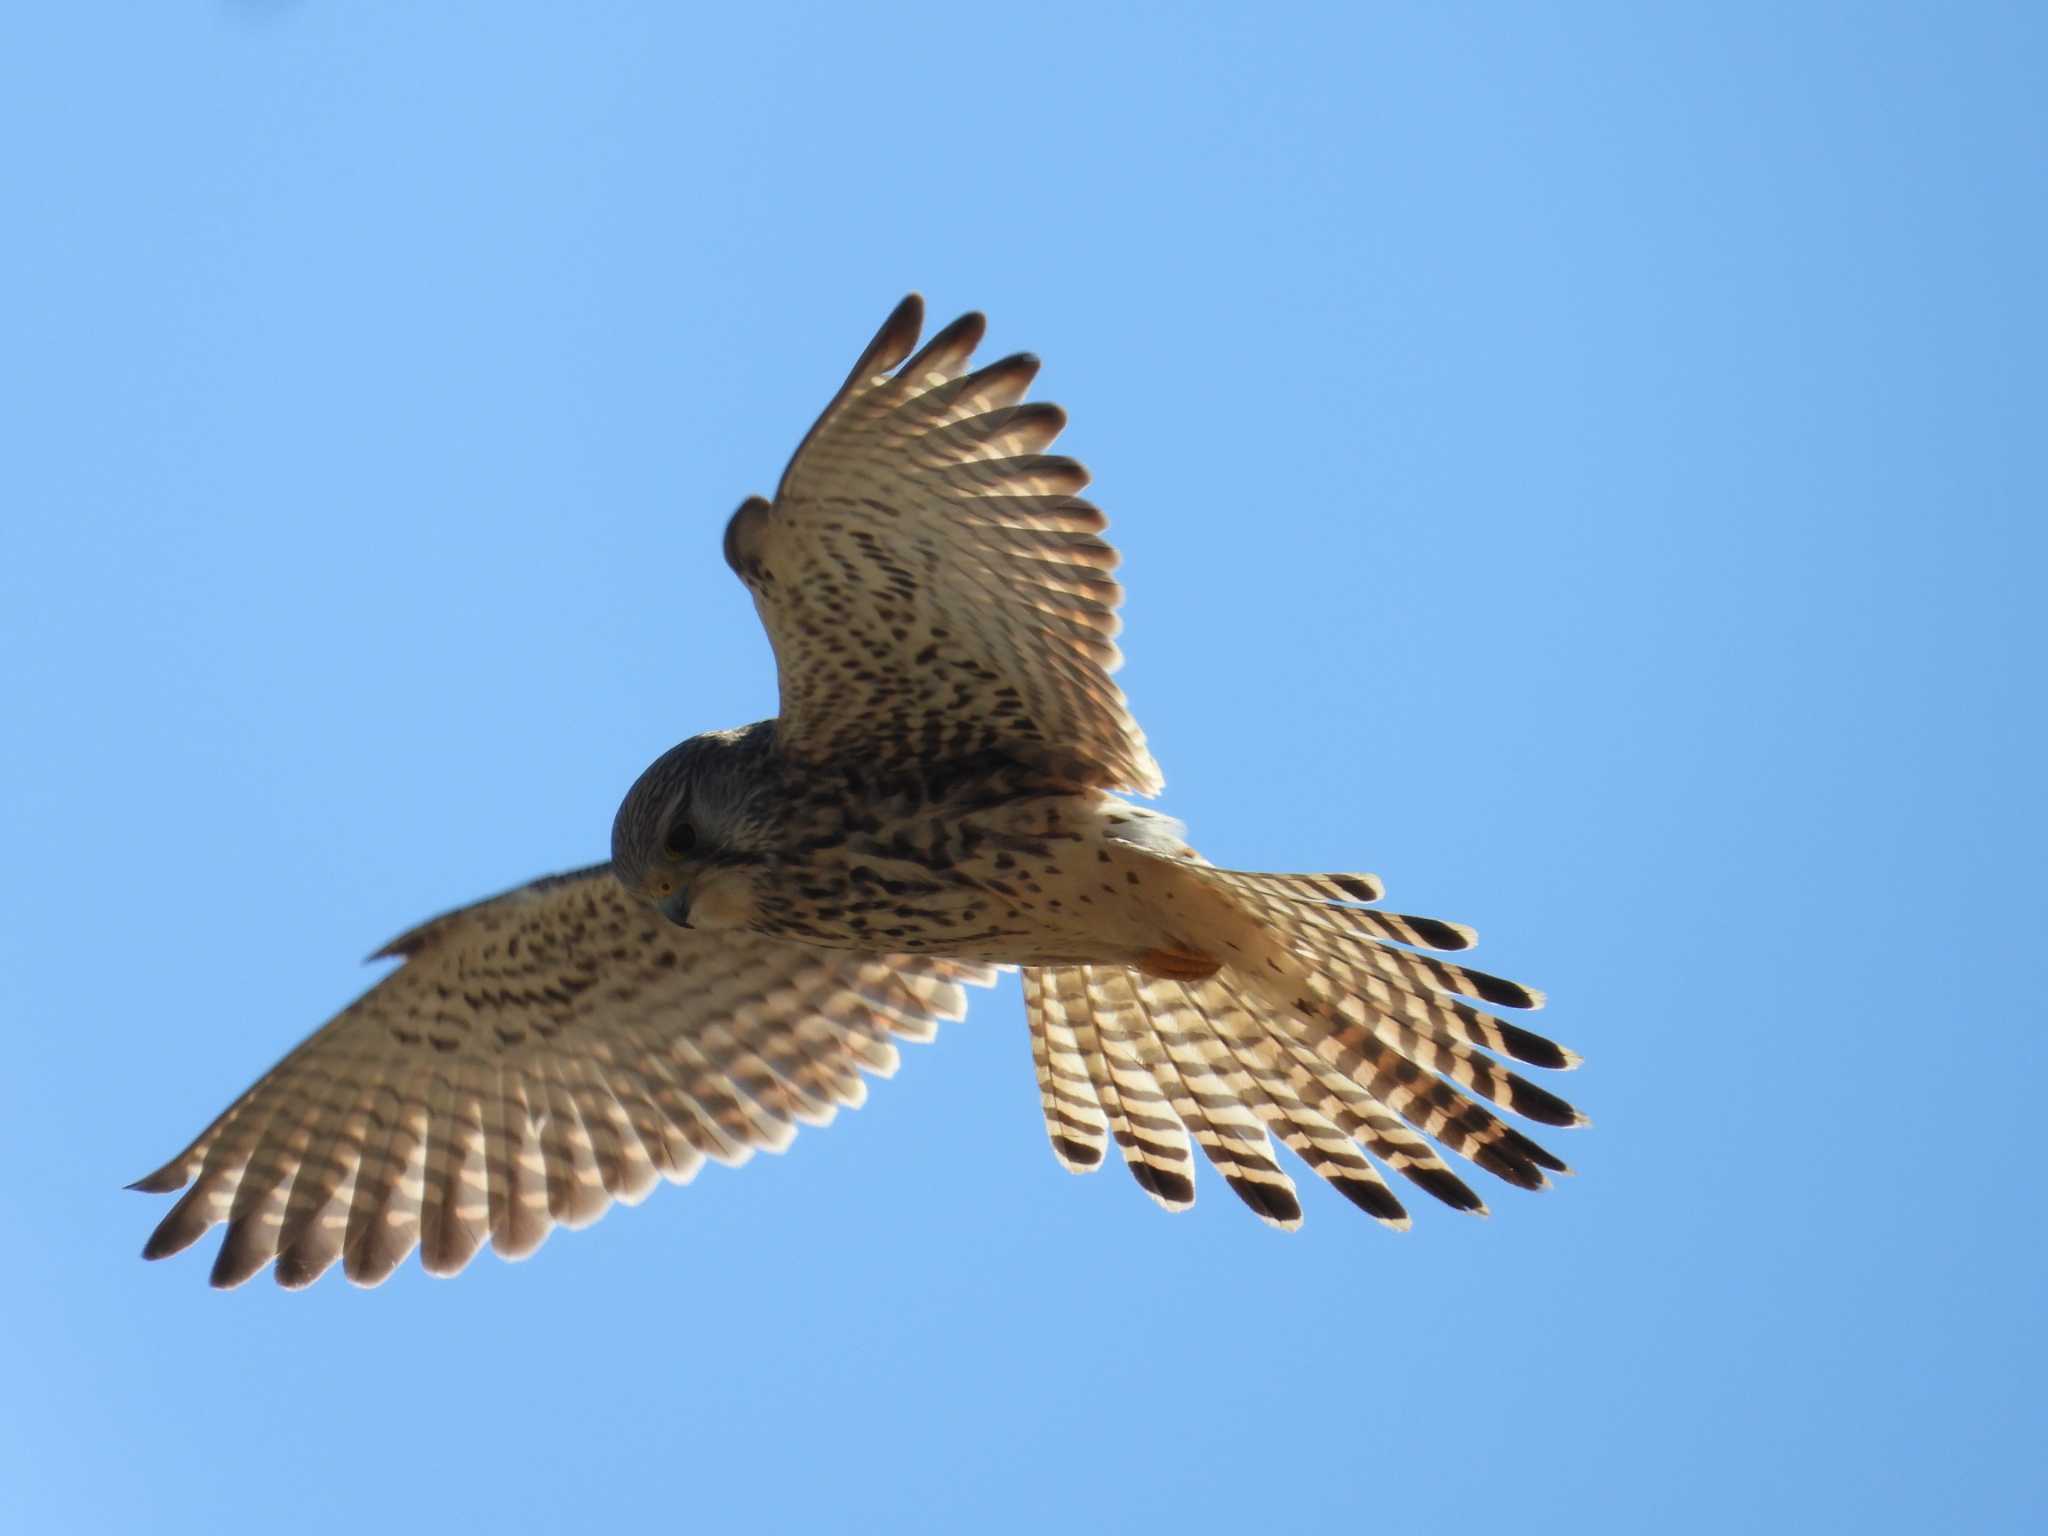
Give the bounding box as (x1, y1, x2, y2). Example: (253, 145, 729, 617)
(636, 868, 693, 927)
(643, 868, 749, 932)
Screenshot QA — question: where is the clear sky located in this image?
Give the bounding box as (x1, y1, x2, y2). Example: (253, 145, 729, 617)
(3, 4, 2041, 1532)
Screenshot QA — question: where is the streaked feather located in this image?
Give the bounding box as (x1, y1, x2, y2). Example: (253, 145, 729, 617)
(1018, 857, 1581, 1226)
(729, 294, 1162, 795)
(132, 867, 993, 1288)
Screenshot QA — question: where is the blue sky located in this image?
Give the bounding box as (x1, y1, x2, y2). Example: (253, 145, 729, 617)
(3, 3, 2042, 1531)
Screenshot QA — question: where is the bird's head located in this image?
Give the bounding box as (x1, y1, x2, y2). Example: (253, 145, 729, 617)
(610, 720, 781, 929)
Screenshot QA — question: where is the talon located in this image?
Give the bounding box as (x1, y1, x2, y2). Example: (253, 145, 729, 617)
(1137, 946, 1221, 982)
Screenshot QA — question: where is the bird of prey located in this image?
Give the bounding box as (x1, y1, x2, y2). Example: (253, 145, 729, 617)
(133, 296, 1584, 1289)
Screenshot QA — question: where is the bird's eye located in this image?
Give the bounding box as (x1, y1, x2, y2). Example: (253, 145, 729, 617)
(664, 820, 697, 858)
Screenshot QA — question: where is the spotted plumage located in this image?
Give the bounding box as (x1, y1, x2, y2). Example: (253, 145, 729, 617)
(134, 295, 1584, 1288)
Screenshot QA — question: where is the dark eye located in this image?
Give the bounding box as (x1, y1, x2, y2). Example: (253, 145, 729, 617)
(664, 819, 697, 857)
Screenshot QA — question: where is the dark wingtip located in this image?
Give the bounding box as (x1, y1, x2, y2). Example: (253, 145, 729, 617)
(1408, 1164, 1485, 1213)
(1501, 1126, 1571, 1175)
(127, 1166, 186, 1195)
(1329, 1176, 1409, 1225)
(909, 309, 986, 369)
(274, 1251, 322, 1291)
(1130, 1163, 1196, 1207)
(1507, 1074, 1585, 1128)
(1496, 1021, 1577, 1070)
(210, 1245, 264, 1291)
(1226, 1176, 1303, 1227)
(1007, 400, 1067, 433)
(865, 293, 925, 371)
(1052, 1135, 1104, 1170)
(1476, 1146, 1549, 1191)
(1404, 916, 1475, 952)
(886, 291, 924, 333)
(1463, 968, 1541, 1010)
(825, 294, 928, 400)
(973, 350, 1043, 390)
(140, 1223, 190, 1264)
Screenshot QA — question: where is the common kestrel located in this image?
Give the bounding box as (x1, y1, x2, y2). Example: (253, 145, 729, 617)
(134, 296, 1584, 1289)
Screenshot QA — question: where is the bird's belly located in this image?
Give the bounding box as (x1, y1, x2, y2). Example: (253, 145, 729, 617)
(749, 792, 1182, 965)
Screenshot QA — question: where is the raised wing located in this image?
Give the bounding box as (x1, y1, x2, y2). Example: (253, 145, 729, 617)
(132, 866, 995, 1288)
(724, 295, 1163, 794)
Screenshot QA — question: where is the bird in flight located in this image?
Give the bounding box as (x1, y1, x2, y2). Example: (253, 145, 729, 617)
(134, 296, 1585, 1289)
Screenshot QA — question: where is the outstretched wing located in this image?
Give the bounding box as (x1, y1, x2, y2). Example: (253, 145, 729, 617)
(723, 294, 1163, 794)
(132, 866, 996, 1289)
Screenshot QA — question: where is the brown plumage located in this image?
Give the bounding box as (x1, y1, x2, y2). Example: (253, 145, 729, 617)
(134, 296, 1583, 1288)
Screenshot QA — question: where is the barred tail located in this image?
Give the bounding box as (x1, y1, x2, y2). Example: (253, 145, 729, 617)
(1020, 857, 1584, 1228)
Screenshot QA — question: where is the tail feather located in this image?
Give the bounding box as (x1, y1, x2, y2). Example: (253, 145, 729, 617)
(1050, 966, 1198, 1208)
(1294, 968, 1584, 1128)
(1022, 968, 1110, 1171)
(1259, 1021, 1490, 1214)
(1289, 904, 1480, 955)
(1221, 879, 1579, 1072)
(1206, 868, 1477, 952)
(1307, 1016, 1563, 1190)
(1163, 980, 1410, 1227)
(1136, 978, 1303, 1227)
(1018, 857, 1583, 1227)
(1310, 930, 1545, 1012)
(1224, 878, 1544, 1010)
(1213, 870, 1385, 905)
